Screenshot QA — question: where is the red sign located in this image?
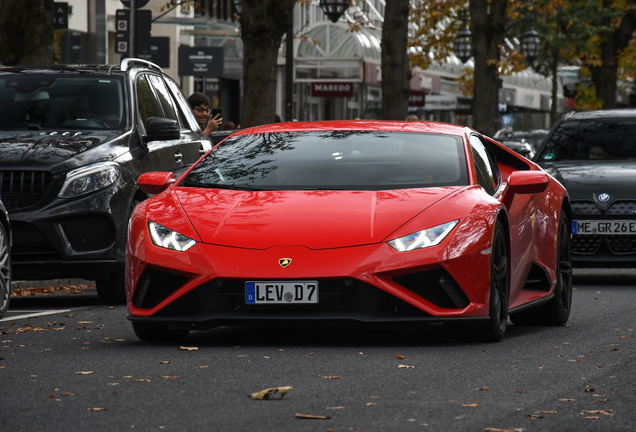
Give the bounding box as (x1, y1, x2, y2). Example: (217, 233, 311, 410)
(409, 90, 426, 108)
(311, 82, 354, 98)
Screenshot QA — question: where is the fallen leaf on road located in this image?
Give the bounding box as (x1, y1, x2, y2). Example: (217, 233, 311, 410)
(483, 428, 522, 432)
(194, 366, 208, 368)
(295, 413, 330, 419)
(473, 387, 489, 391)
(136, 379, 150, 382)
(62, 392, 75, 396)
(583, 410, 614, 416)
(584, 387, 595, 392)
(88, 408, 108, 411)
(462, 404, 479, 407)
(161, 376, 183, 379)
(586, 416, 599, 419)
(48, 394, 55, 398)
(536, 410, 556, 414)
(326, 406, 344, 409)
(323, 376, 340, 379)
(394, 355, 405, 359)
(76, 371, 93, 375)
(251, 386, 292, 400)
(178, 346, 198, 351)
(160, 361, 171, 364)
(398, 364, 414, 369)
(365, 403, 376, 406)
(559, 398, 575, 401)
(527, 415, 543, 419)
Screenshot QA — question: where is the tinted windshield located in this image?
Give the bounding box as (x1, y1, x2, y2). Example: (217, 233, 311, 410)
(0, 75, 125, 130)
(182, 130, 468, 191)
(537, 118, 636, 162)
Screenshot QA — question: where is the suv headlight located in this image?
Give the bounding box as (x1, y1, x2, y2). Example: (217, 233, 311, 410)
(148, 221, 196, 252)
(58, 162, 120, 198)
(388, 220, 458, 252)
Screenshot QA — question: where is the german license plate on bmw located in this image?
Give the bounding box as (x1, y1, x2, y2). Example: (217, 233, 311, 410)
(572, 220, 636, 235)
(245, 281, 319, 304)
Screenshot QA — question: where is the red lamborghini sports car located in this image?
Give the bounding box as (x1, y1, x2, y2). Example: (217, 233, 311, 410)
(126, 121, 573, 342)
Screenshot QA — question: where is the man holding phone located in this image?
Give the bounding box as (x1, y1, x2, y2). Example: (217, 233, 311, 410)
(187, 92, 222, 137)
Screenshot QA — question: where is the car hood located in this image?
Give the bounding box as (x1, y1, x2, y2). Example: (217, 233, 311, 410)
(0, 129, 127, 174)
(543, 161, 636, 200)
(174, 187, 458, 249)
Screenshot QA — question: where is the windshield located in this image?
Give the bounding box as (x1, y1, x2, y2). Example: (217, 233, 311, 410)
(0, 75, 125, 130)
(537, 118, 636, 162)
(182, 130, 468, 191)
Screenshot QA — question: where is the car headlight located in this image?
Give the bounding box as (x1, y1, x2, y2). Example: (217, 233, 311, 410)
(58, 162, 120, 198)
(148, 221, 196, 252)
(388, 220, 458, 252)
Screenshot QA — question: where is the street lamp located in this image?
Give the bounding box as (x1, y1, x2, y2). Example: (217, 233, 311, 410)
(520, 25, 541, 64)
(319, 0, 350, 23)
(453, 9, 472, 64)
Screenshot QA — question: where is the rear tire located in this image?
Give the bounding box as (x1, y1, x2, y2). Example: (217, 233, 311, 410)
(0, 222, 11, 316)
(510, 212, 572, 326)
(132, 321, 189, 342)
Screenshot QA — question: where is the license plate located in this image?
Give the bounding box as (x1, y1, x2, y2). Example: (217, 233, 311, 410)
(572, 220, 636, 235)
(245, 281, 319, 304)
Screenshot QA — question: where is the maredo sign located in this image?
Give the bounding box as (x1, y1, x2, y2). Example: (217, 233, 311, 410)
(311, 82, 354, 98)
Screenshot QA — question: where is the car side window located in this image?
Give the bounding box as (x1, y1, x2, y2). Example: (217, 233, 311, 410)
(470, 135, 496, 195)
(147, 75, 180, 124)
(135, 74, 160, 134)
(164, 77, 201, 132)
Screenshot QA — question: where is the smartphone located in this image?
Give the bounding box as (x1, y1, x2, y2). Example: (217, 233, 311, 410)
(211, 108, 222, 119)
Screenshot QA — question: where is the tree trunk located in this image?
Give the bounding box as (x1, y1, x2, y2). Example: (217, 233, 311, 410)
(550, 47, 559, 127)
(240, 0, 296, 128)
(469, 0, 507, 137)
(381, 0, 410, 120)
(589, 0, 636, 109)
(0, 0, 55, 65)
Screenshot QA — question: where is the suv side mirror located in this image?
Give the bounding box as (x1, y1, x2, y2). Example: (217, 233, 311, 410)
(144, 117, 180, 142)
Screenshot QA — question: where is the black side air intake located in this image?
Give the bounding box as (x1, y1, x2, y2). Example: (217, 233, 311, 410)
(394, 269, 469, 309)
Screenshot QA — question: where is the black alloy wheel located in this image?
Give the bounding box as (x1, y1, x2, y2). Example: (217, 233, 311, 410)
(477, 220, 509, 342)
(0, 222, 11, 316)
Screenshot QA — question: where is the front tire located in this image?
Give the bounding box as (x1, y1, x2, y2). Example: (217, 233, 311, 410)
(476, 220, 509, 342)
(0, 222, 11, 316)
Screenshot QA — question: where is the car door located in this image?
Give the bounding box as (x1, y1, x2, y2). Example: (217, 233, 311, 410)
(135, 72, 185, 176)
(163, 76, 212, 170)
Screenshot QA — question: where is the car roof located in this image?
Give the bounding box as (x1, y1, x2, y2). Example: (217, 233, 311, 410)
(0, 64, 118, 75)
(230, 120, 470, 136)
(565, 109, 636, 120)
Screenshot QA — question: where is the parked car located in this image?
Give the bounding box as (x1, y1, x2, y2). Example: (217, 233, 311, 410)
(534, 109, 636, 268)
(0, 198, 10, 317)
(127, 120, 572, 342)
(494, 128, 549, 153)
(498, 140, 534, 159)
(0, 58, 212, 304)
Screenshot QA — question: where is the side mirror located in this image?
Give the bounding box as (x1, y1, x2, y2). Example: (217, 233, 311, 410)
(137, 171, 175, 195)
(508, 171, 550, 194)
(144, 117, 180, 142)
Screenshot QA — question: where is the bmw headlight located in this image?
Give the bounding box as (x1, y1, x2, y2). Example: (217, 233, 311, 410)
(59, 162, 120, 198)
(148, 221, 196, 252)
(388, 220, 458, 252)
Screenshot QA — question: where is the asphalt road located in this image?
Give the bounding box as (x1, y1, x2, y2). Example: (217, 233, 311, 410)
(1, 270, 634, 432)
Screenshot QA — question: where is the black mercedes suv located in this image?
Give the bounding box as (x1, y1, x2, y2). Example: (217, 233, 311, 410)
(0, 58, 212, 303)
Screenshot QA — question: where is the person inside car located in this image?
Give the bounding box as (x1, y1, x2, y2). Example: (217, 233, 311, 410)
(589, 146, 608, 160)
(187, 92, 222, 136)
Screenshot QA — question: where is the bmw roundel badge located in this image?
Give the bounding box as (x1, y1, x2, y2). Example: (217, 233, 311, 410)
(597, 193, 610, 203)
